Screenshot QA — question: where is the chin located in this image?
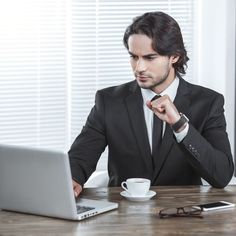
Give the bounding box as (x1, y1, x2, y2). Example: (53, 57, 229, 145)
(137, 83, 151, 89)
(136, 80, 150, 88)
(138, 82, 157, 90)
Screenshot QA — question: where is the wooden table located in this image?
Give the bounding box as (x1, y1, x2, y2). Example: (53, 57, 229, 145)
(1, 185, 236, 235)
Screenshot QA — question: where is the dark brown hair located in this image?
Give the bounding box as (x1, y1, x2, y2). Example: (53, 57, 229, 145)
(123, 12, 189, 75)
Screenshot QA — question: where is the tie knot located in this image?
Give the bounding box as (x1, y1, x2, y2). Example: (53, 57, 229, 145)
(151, 95, 161, 102)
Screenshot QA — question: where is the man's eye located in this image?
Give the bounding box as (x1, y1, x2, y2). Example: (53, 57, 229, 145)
(130, 55, 138, 60)
(145, 57, 156, 61)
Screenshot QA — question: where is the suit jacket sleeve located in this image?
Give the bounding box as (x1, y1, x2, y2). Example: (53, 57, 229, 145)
(180, 93, 234, 188)
(68, 91, 107, 186)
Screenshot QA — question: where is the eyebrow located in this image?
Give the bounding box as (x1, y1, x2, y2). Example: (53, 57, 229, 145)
(128, 51, 159, 57)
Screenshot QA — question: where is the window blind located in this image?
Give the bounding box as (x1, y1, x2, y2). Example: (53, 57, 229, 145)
(71, 0, 194, 170)
(0, 0, 68, 150)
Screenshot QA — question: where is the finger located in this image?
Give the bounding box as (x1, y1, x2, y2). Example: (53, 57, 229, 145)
(74, 184, 82, 197)
(72, 180, 82, 197)
(146, 99, 162, 110)
(152, 102, 165, 113)
(156, 106, 165, 113)
(146, 100, 152, 109)
(74, 191, 78, 198)
(74, 189, 80, 197)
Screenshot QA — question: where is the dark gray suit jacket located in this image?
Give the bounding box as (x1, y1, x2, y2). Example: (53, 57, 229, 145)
(69, 77, 234, 188)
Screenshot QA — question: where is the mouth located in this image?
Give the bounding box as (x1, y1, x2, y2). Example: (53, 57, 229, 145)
(136, 75, 150, 82)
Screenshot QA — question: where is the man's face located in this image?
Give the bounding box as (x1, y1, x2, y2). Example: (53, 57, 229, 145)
(127, 34, 178, 93)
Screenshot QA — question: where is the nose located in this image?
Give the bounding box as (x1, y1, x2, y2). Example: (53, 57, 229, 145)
(134, 59, 147, 74)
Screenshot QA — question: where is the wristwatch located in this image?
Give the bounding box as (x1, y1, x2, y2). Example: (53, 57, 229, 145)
(171, 113, 189, 132)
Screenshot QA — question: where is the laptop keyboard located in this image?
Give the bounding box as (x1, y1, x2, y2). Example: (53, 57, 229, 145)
(76, 205, 95, 214)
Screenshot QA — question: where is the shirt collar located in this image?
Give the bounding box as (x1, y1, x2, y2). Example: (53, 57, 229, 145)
(141, 77, 179, 104)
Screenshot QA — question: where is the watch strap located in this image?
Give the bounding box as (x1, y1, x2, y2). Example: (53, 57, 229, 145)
(171, 113, 189, 132)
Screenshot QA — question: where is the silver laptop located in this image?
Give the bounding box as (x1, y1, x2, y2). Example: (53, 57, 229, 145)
(0, 144, 118, 220)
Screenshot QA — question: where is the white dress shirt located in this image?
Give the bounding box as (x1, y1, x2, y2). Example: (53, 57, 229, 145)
(141, 77, 189, 152)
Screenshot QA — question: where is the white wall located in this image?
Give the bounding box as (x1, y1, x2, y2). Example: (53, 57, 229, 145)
(194, 0, 236, 183)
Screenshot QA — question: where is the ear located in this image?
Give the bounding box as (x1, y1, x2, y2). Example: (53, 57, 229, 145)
(170, 55, 180, 64)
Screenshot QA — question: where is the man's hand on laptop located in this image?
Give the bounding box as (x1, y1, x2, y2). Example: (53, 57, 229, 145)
(72, 180, 82, 197)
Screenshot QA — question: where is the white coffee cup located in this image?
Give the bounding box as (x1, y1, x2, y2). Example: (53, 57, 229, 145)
(121, 178, 151, 197)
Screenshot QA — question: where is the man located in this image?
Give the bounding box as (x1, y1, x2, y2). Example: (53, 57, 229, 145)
(69, 11, 234, 197)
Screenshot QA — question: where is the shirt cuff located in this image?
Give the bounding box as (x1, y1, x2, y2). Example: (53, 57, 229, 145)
(173, 123, 189, 143)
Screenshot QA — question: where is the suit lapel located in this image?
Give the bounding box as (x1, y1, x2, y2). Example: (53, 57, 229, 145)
(152, 77, 191, 184)
(125, 82, 153, 170)
(174, 76, 191, 119)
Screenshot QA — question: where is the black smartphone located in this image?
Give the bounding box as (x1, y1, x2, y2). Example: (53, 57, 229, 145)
(194, 201, 235, 211)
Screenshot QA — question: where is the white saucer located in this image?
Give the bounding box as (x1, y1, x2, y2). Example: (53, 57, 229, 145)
(120, 190, 156, 202)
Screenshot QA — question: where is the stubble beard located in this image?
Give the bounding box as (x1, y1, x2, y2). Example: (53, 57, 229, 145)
(137, 67, 171, 90)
